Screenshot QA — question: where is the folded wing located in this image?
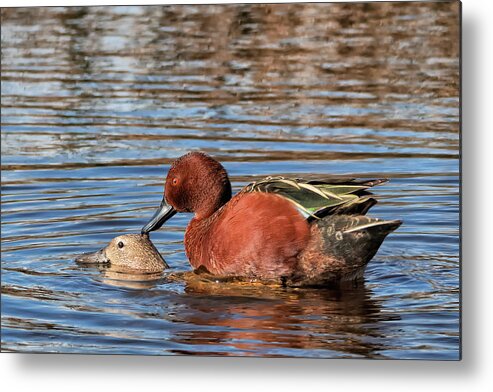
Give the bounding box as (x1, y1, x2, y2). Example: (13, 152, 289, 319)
(242, 176, 388, 220)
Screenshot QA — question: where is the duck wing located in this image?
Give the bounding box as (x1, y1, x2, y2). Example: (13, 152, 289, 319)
(242, 177, 388, 220)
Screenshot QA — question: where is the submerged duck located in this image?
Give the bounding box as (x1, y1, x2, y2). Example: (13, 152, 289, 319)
(75, 233, 167, 273)
(142, 152, 401, 286)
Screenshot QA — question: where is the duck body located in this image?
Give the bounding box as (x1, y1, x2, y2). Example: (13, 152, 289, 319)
(185, 192, 310, 279)
(142, 152, 401, 286)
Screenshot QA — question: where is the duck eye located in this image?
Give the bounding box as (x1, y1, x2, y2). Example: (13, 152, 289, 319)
(118, 241, 124, 249)
(172, 178, 178, 186)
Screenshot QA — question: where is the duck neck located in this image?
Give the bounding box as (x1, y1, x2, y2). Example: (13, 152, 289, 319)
(194, 181, 232, 220)
(186, 189, 231, 271)
(185, 213, 219, 271)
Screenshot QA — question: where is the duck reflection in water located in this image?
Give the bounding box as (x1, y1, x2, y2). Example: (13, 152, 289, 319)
(101, 270, 391, 357)
(164, 275, 393, 358)
(77, 252, 395, 357)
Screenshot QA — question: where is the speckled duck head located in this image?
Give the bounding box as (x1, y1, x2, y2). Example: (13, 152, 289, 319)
(75, 234, 167, 273)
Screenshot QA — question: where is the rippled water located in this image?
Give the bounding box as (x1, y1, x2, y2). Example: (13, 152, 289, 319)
(1, 3, 460, 359)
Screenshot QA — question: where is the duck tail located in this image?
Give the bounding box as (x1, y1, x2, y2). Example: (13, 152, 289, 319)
(293, 216, 402, 286)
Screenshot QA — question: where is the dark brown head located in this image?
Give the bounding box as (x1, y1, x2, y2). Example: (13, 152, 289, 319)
(142, 152, 232, 233)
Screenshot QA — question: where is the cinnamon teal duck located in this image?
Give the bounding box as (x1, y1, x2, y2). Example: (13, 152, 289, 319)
(142, 152, 401, 286)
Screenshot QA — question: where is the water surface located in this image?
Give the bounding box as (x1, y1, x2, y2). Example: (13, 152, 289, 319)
(1, 2, 460, 359)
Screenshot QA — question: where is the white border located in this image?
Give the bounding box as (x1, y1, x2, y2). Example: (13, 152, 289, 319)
(2, 0, 492, 391)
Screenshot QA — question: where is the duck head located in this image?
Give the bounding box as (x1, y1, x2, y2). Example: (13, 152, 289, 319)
(75, 233, 168, 273)
(142, 152, 232, 233)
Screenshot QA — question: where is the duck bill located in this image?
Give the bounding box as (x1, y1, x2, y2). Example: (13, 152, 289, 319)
(75, 248, 109, 265)
(141, 197, 177, 234)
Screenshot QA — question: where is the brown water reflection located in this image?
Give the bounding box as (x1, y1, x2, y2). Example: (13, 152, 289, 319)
(171, 286, 387, 358)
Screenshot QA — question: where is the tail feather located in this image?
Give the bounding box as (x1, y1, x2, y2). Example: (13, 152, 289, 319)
(294, 215, 402, 286)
